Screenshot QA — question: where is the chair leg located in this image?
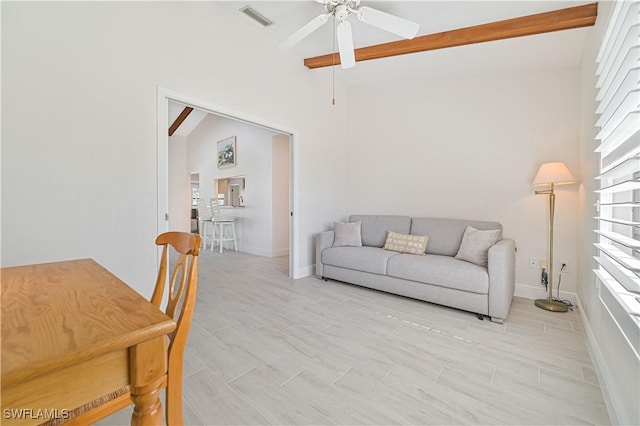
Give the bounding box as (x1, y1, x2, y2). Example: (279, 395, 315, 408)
(219, 223, 224, 254)
(202, 221, 215, 251)
(231, 222, 238, 251)
(166, 369, 184, 426)
(198, 220, 204, 249)
(210, 222, 217, 252)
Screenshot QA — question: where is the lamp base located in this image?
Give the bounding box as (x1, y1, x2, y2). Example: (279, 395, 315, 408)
(534, 298, 568, 312)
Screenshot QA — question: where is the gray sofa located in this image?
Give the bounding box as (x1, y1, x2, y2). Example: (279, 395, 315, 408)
(316, 215, 516, 323)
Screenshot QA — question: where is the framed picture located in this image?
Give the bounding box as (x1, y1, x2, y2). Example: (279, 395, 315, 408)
(217, 136, 236, 169)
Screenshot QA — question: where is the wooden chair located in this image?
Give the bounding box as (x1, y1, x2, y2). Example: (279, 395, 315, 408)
(48, 231, 201, 426)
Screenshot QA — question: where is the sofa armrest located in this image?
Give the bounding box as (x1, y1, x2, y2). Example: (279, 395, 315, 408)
(487, 238, 516, 322)
(316, 231, 335, 277)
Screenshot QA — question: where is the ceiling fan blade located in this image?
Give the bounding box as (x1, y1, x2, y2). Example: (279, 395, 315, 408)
(356, 6, 419, 39)
(336, 20, 356, 69)
(280, 13, 330, 50)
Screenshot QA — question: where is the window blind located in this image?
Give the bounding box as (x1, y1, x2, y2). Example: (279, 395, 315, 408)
(593, 0, 640, 351)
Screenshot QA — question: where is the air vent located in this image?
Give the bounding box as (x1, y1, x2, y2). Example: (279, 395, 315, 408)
(239, 5, 274, 27)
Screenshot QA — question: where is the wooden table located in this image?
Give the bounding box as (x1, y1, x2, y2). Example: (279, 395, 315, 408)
(1, 259, 176, 426)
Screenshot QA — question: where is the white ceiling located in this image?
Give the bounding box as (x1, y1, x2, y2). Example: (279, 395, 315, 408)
(219, 0, 593, 85)
(169, 1, 594, 135)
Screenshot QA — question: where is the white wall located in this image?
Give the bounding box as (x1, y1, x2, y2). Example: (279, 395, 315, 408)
(273, 134, 290, 257)
(346, 68, 581, 296)
(578, 2, 639, 424)
(168, 135, 191, 232)
(1, 2, 348, 295)
(187, 114, 278, 257)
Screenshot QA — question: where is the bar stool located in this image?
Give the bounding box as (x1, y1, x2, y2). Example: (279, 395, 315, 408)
(196, 200, 215, 250)
(211, 208, 238, 253)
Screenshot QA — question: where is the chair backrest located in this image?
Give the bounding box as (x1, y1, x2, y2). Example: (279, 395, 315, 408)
(210, 200, 237, 222)
(211, 204, 223, 220)
(151, 231, 200, 354)
(150, 231, 201, 426)
(196, 199, 213, 221)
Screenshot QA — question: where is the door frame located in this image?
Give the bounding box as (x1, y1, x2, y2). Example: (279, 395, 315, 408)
(157, 86, 300, 278)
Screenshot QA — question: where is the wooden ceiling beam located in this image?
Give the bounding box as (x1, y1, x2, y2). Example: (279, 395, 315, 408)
(168, 106, 194, 136)
(304, 3, 597, 69)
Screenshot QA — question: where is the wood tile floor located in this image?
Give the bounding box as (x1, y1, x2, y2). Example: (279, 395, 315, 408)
(99, 251, 610, 425)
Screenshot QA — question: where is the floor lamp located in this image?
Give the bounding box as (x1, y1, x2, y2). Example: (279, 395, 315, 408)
(532, 162, 576, 312)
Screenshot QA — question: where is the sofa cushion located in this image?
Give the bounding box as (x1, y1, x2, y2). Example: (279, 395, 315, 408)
(350, 215, 412, 247)
(410, 218, 503, 256)
(387, 254, 489, 294)
(383, 231, 428, 255)
(322, 246, 400, 275)
(333, 221, 362, 247)
(455, 225, 501, 266)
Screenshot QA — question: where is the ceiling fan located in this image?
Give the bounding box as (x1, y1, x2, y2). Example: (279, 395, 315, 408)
(280, 0, 419, 69)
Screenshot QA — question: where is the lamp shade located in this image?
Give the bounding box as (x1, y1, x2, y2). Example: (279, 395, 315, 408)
(532, 162, 576, 186)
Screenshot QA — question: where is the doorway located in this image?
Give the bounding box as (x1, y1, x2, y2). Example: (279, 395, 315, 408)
(229, 184, 240, 207)
(157, 87, 299, 278)
(190, 173, 200, 233)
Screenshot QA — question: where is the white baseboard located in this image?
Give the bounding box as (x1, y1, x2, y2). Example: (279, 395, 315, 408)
(514, 283, 577, 305)
(272, 247, 290, 257)
(293, 264, 314, 279)
(575, 296, 621, 425)
(240, 246, 271, 258)
(241, 244, 288, 259)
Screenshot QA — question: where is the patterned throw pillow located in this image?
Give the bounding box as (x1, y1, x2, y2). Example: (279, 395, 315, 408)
(383, 231, 429, 255)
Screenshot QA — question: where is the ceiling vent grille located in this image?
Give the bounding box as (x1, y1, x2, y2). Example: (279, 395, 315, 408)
(239, 5, 274, 27)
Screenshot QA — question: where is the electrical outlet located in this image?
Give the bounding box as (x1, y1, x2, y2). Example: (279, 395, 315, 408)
(529, 257, 538, 269)
(540, 259, 548, 270)
(560, 262, 569, 274)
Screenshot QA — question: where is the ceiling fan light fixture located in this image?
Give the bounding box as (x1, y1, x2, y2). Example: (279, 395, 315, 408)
(334, 4, 350, 21)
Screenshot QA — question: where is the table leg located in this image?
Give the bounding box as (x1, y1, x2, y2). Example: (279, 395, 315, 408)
(129, 337, 167, 426)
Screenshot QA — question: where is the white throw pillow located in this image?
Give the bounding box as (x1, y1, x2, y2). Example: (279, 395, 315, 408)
(383, 231, 428, 255)
(332, 221, 363, 247)
(455, 226, 501, 267)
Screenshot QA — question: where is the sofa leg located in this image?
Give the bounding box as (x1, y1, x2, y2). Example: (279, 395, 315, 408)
(319, 276, 327, 281)
(476, 314, 484, 320)
(490, 317, 504, 324)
